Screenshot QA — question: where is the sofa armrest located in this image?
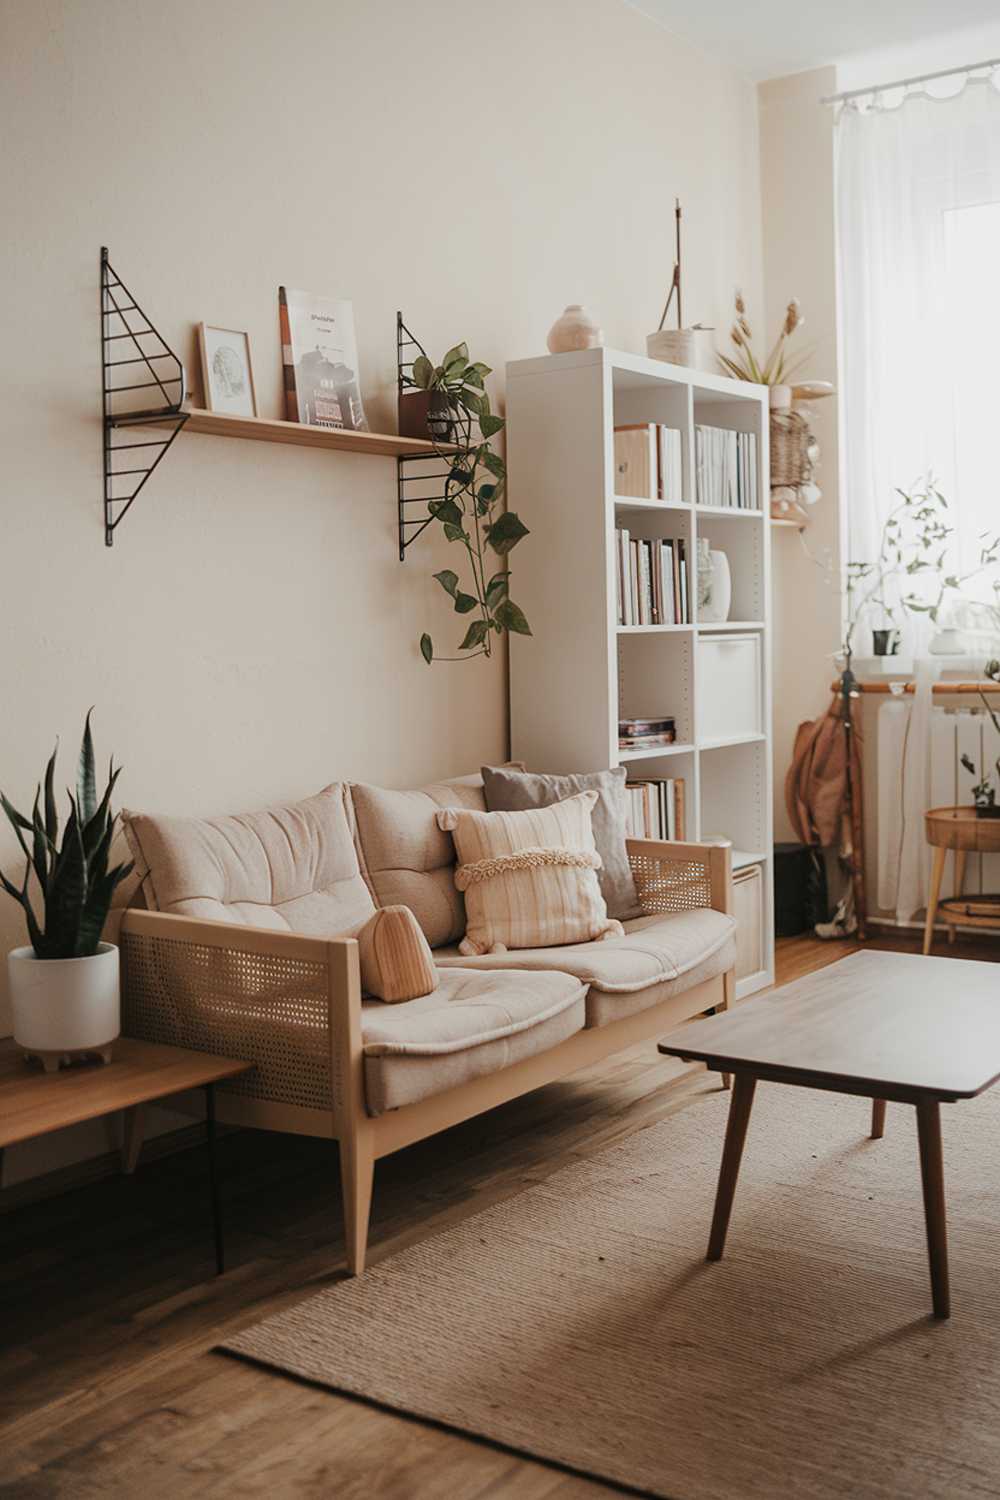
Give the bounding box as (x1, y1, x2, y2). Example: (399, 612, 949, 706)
(118, 909, 363, 1120)
(626, 838, 732, 917)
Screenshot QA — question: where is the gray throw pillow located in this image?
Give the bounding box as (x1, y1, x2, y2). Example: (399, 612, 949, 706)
(480, 765, 642, 921)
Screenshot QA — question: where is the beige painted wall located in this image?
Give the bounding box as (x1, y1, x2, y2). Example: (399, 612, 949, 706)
(0, 0, 761, 1181)
(758, 67, 841, 842)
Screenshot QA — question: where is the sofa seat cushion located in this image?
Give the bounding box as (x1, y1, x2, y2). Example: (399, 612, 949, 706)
(434, 909, 736, 1023)
(362, 967, 585, 1115)
(122, 785, 376, 936)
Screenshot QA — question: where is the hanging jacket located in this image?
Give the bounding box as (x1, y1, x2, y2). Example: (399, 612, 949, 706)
(785, 690, 863, 850)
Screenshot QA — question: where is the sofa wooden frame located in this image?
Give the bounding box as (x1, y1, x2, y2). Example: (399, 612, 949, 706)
(119, 838, 733, 1275)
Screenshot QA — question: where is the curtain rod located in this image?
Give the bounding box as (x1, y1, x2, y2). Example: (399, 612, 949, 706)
(821, 55, 1000, 106)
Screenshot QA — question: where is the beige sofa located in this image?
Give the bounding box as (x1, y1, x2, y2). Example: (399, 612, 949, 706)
(111, 773, 736, 1274)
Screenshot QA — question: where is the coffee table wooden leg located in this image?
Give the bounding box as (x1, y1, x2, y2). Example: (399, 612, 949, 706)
(871, 1098, 886, 1138)
(915, 1099, 950, 1319)
(121, 1103, 145, 1173)
(923, 846, 947, 955)
(706, 1073, 757, 1262)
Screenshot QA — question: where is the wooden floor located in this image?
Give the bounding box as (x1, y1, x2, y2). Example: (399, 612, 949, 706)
(2, 928, 997, 1497)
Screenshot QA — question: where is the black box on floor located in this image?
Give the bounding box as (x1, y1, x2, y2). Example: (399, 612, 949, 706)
(773, 843, 827, 936)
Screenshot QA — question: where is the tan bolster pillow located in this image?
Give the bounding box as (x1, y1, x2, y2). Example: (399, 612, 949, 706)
(357, 905, 438, 1003)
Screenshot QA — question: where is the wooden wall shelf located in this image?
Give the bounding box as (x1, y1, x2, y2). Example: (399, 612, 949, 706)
(181, 408, 442, 458)
(101, 249, 450, 546)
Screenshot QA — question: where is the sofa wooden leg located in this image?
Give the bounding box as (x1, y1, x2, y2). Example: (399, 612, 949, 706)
(339, 1130, 375, 1276)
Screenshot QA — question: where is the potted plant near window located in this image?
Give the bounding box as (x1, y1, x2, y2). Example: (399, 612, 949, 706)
(961, 660, 1000, 817)
(1, 713, 134, 1069)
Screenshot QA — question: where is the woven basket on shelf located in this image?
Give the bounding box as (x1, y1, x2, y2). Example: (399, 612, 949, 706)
(770, 408, 815, 489)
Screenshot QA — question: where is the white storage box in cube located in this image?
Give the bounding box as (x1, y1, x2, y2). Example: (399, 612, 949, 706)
(697, 633, 761, 743)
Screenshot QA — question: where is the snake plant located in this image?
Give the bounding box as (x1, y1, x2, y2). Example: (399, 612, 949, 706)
(0, 712, 134, 958)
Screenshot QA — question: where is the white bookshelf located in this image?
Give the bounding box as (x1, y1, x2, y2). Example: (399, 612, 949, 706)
(506, 347, 774, 998)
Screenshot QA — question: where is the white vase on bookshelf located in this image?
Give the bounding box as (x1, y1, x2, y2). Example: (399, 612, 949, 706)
(697, 541, 732, 623)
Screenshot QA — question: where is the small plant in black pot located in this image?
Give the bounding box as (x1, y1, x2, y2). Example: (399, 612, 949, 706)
(960, 659, 1000, 817)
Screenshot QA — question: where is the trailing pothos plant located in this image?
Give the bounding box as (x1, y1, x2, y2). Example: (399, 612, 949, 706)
(406, 341, 531, 664)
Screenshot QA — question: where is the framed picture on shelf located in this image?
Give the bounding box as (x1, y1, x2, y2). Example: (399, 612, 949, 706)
(198, 324, 257, 417)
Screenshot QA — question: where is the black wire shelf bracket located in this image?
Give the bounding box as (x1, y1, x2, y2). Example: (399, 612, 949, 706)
(101, 246, 188, 546)
(396, 310, 470, 562)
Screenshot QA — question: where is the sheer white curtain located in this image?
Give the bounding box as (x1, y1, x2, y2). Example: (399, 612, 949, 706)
(836, 74, 1000, 922)
(837, 74, 1000, 595)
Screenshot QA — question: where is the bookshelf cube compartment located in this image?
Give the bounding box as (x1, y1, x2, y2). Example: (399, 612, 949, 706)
(697, 633, 762, 744)
(699, 738, 768, 857)
(622, 748, 696, 841)
(612, 370, 691, 505)
(695, 512, 765, 623)
(613, 506, 693, 628)
(617, 630, 694, 749)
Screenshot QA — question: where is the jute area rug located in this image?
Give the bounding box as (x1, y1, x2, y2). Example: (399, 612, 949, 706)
(223, 1082, 1000, 1499)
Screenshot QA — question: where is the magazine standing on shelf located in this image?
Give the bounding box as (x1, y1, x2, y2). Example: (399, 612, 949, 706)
(279, 287, 368, 431)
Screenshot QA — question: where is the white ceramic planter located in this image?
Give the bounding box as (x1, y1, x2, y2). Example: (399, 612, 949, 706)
(8, 942, 120, 1056)
(646, 327, 716, 372)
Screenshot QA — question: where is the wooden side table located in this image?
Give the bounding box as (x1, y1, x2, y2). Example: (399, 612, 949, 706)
(0, 1037, 251, 1274)
(923, 806, 1000, 954)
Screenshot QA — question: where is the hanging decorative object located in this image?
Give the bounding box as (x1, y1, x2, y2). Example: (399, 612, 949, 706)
(645, 200, 715, 371)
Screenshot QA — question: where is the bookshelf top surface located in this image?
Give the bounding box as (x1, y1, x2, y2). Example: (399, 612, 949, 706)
(506, 347, 768, 406)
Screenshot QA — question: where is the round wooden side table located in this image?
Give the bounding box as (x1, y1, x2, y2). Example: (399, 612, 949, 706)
(923, 806, 1000, 953)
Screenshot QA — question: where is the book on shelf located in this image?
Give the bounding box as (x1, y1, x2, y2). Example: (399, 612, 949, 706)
(694, 425, 758, 510)
(619, 715, 676, 749)
(279, 287, 368, 432)
(625, 777, 686, 840)
(613, 424, 683, 502)
(615, 530, 689, 626)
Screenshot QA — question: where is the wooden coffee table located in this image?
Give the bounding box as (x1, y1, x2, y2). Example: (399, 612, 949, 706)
(658, 949, 1000, 1319)
(0, 1037, 251, 1275)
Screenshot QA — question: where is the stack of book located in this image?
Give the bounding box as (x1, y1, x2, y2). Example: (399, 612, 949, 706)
(613, 425, 684, 503)
(626, 778, 686, 840)
(615, 530, 689, 625)
(619, 715, 675, 750)
(694, 426, 758, 509)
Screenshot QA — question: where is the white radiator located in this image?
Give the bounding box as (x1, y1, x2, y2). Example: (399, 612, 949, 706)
(877, 700, 1000, 913)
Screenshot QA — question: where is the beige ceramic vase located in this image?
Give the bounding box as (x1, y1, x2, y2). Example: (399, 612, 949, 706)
(547, 305, 602, 354)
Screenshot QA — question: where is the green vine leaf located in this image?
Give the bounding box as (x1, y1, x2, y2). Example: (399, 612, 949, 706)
(495, 599, 532, 636)
(443, 522, 467, 543)
(454, 592, 478, 614)
(420, 633, 434, 664)
(485, 572, 509, 608)
(411, 355, 433, 389)
(429, 497, 463, 526)
(480, 413, 504, 439)
(441, 342, 469, 372)
(482, 450, 505, 479)
(433, 570, 459, 598)
(460, 619, 490, 651)
(487, 512, 529, 555)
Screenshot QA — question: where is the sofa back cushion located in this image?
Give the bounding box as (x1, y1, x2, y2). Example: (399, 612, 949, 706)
(350, 776, 486, 948)
(122, 784, 375, 935)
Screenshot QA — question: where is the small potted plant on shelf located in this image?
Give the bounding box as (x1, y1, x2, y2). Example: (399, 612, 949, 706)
(1, 713, 134, 1068)
(399, 343, 492, 443)
(961, 659, 1000, 817)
